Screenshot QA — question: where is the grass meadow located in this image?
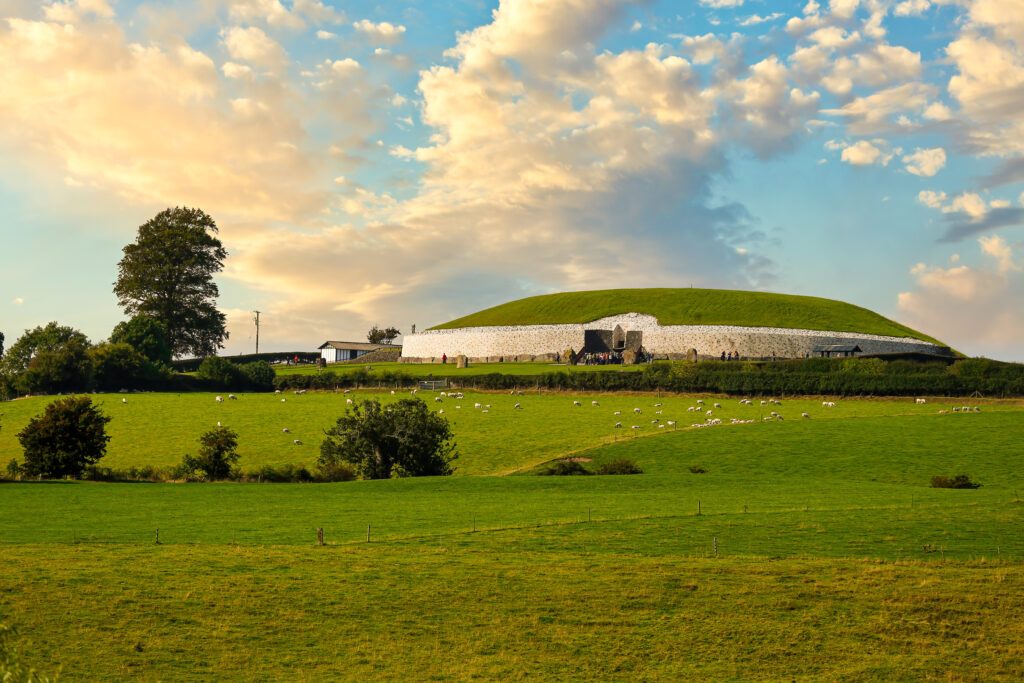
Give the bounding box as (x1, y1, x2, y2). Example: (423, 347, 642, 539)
(1, 389, 1023, 679)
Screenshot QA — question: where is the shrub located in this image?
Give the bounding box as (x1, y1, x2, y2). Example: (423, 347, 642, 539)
(196, 356, 245, 389)
(314, 459, 358, 483)
(89, 342, 162, 391)
(320, 398, 457, 479)
(19, 339, 93, 394)
(4, 458, 21, 481)
(240, 361, 275, 391)
(18, 396, 111, 478)
(688, 465, 707, 474)
(247, 463, 315, 483)
(181, 426, 240, 480)
(595, 458, 643, 475)
(931, 474, 982, 489)
(539, 460, 592, 476)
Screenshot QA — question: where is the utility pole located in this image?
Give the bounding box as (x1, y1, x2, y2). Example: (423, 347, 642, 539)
(253, 310, 261, 354)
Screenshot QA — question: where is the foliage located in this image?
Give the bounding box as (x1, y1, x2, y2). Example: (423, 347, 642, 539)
(109, 315, 172, 364)
(5, 458, 21, 480)
(114, 207, 228, 358)
(595, 458, 643, 475)
(431, 288, 945, 344)
(0, 330, 4, 358)
(931, 474, 982, 489)
(367, 325, 401, 345)
(319, 398, 457, 479)
(196, 356, 245, 388)
(17, 396, 111, 478)
(181, 426, 240, 480)
(247, 463, 316, 483)
(240, 361, 275, 391)
(171, 352, 319, 372)
(314, 458, 358, 482)
(89, 342, 165, 391)
(19, 339, 93, 395)
(539, 460, 592, 476)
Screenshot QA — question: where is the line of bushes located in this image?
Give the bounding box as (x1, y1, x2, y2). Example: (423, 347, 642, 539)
(171, 351, 320, 372)
(272, 357, 1024, 397)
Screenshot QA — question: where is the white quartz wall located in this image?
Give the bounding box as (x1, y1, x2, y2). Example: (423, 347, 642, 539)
(400, 313, 945, 361)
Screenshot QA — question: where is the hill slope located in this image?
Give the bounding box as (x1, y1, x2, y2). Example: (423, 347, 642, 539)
(431, 288, 943, 344)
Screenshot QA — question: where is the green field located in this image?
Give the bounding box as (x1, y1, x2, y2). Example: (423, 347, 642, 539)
(2, 391, 1023, 679)
(432, 288, 944, 343)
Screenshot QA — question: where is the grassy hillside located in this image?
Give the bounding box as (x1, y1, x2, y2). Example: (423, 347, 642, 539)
(3, 392, 1010, 476)
(431, 288, 944, 344)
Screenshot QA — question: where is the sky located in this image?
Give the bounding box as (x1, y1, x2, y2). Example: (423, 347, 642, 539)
(0, 0, 1022, 360)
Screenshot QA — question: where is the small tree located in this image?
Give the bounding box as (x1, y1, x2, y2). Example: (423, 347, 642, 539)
(319, 398, 456, 480)
(196, 356, 244, 389)
(367, 325, 401, 345)
(89, 342, 162, 391)
(109, 315, 172, 364)
(18, 397, 111, 478)
(19, 339, 93, 394)
(240, 361, 275, 391)
(182, 426, 239, 480)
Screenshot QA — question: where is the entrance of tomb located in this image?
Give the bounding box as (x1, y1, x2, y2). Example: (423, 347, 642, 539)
(612, 325, 626, 351)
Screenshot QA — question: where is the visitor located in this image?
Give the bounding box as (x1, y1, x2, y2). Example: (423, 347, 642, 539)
(442, 353, 447, 364)
(721, 351, 726, 361)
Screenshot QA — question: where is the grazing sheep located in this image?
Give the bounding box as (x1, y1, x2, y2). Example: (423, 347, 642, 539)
(634, 408, 642, 414)
(651, 419, 659, 424)
(573, 400, 582, 407)
(659, 424, 665, 429)
(653, 402, 662, 407)
(217, 421, 222, 427)
(614, 422, 623, 428)
(346, 398, 353, 405)
(973, 406, 981, 412)
(292, 439, 302, 445)
(760, 400, 768, 406)
(706, 410, 713, 416)
(343, 389, 351, 394)
(631, 425, 640, 430)
(667, 420, 676, 427)
(121, 398, 127, 404)
(687, 406, 696, 413)
(281, 398, 286, 403)
(228, 394, 237, 400)
(696, 400, 705, 405)
(434, 397, 443, 403)
(215, 396, 223, 403)
(713, 403, 722, 409)
(802, 413, 810, 419)
(275, 390, 282, 395)
(440, 392, 447, 397)
(592, 400, 600, 407)
(770, 411, 779, 417)
(475, 403, 482, 409)
(438, 409, 445, 414)
(915, 398, 927, 404)
(514, 402, 522, 409)
(485, 404, 491, 409)
(655, 410, 663, 415)
(282, 428, 290, 433)
(391, 390, 396, 396)
(613, 410, 622, 416)
(482, 409, 489, 414)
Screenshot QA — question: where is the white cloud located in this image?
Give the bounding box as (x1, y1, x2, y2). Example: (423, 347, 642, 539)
(43, 0, 114, 23)
(822, 83, 936, 134)
(680, 33, 726, 64)
(918, 190, 947, 208)
(740, 13, 784, 27)
(700, 0, 744, 7)
(352, 19, 406, 43)
(316, 30, 335, 40)
(894, 0, 930, 17)
(227, 0, 342, 29)
(221, 26, 287, 71)
(12, 297, 24, 306)
(948, 192, 988, 220)
(902, 147, 947, 177)
(898, 236, 1024, 358)
(821, 44, 921, 95)
(834, 139, 900, 166)
(923, 102, 952, 121)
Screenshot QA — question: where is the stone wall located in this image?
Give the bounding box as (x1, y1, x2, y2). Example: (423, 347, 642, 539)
(399, 313, 948, 362)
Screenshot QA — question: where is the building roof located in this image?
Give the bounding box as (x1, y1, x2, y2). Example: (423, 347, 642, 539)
(317, 341, 398, 351)
(812, 344, 862, 353)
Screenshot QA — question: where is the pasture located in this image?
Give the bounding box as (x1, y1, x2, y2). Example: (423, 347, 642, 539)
(2, 389, 1023, 680)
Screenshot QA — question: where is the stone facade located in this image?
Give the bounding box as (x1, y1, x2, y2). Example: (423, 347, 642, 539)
(400, 313, 949, 362)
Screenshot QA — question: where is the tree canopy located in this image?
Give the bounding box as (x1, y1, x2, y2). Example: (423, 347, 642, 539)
(113, 207, 228, 359)
(367, 325, 401, 345)
(18, 396, 111, 478)
(1, 323, 92, 393)
(319, 398, 456, 479)
(109, 315, 172, 364)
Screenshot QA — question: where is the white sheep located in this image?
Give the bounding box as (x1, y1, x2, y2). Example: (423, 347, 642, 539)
(706, 410, 713, 416)
(293, 439, 302, 445)
(121, 398, 127, 404)
(760, 400, 768, 406)
(282, 428, 290, 433)
(514, 403, 522, 409)
(274, 389, 281, 395)
(438, 409, 445, 414)
(634, 408, 642, 414)
(631, 425, 640, 430)
(697, 399, 705, 405)
(801, 413, 810, 419)
(614, 410, 622, 416)
(434, 397, 443, 403)
(592, 400, 600, 407)
(915, 398, 927, 404)
(215, 396, 223, 403)
(667, 420, 676, 427)
(614, 422, 623, 428)
(228, 394, 237, 400)
(573, 400, 582, 407)
(281, 398, 286, 403)
(713, 403, 722, 409)
(653, 402, 662, 407)
(346, 398, 353, 405)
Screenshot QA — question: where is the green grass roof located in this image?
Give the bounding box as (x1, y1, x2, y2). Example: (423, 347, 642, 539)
(430, 288, 945, 345)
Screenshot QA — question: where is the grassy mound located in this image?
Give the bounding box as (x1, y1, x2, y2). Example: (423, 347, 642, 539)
(431, 288, 943, 343)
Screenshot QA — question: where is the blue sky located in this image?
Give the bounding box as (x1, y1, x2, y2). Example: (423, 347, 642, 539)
(1, 0, 1023, 359)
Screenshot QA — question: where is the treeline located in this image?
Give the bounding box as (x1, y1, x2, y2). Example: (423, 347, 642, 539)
(171, 351, 319, 372)
(0, 320, 277, 399)
(274, 357, 1024, 397)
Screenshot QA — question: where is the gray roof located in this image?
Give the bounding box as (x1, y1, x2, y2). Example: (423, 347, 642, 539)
(813, 344, 862, 353)
(317, 341, 398, 352)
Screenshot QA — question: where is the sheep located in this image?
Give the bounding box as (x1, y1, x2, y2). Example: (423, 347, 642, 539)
(346, 398, 353, 405)
(228, 394, 237, 400)
(514, 402, 522, 410)
(455, 405, 461, 409)
(217, 421, 222, 427)
(973, 406, 981, 412)
(655, 410, 663, 415)
(614, 422, 623, 428)
(292, 439, 303, 445)
(343, 389, 351, 394)
(658, 424, 665, 429)
(573, 400, 582, 407)
(696, 399, 705, 405)
(391, 390, 396, 396)
(613, 410, 622, 416)
(485, 404, 491, 409)
(687, 406, 696, 412)
(281, 398, 286, 403)
(651, 419, 659, 424)
(121, 398, 127, 404)
(631, 425, 640, 430)
(592, 400, 600, 407)
(802, 412, 810, 419)
(706, 410, 713, 416)
(633, 408, 642, 414)
(215, 396, 224, 403)
(440, 392, 447, 397)
(653, 402, 663, 407)
(770, 411, 779, 417)
(760, 400, 768, 406)
(474, 402, 482, 409)
(275, 389, 282, 395)
(953, 407, 960, 413)
(282, 428, 290, 433)
(482, 409, 490, 414)
(667, 420, 676, 427)
(915, 398, 927, 404)
(438, 409, 445, 414)
(434, 397, 443, 403)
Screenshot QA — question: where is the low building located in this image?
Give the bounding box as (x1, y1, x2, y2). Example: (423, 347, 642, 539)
(317, 341, 392, 363)
(813, 344, 863, 358)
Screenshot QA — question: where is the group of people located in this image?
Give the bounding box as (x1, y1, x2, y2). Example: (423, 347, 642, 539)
(720, 351, 742, 361)
(578, 351, 624, 365)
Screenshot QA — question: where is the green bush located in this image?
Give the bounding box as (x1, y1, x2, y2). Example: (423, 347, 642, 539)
(110, 315, 172, 364)
(931, 474, 982, 489)
(314, 459, 358, 483)
(247, 463, 315, 483)
(18, 396, 111, 478)
(539, 460, 592, 476)
(595, 458, 643, 475)
(196, 356, 245, 389)
(240, 361, 275, 391)
(181, 426, 240, 480)
(89, 342, 165, 391)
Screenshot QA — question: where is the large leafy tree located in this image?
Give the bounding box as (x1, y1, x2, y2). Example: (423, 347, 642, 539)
(319, 398, 457, 479)
(1, 323, 92, 393)
(114, 207, 228, 359)
(18, 396, 111, 478)
(109, 315, 172, 364)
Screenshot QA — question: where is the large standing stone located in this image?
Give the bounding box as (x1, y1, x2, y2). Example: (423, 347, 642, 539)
(456, 355, 468, 369)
